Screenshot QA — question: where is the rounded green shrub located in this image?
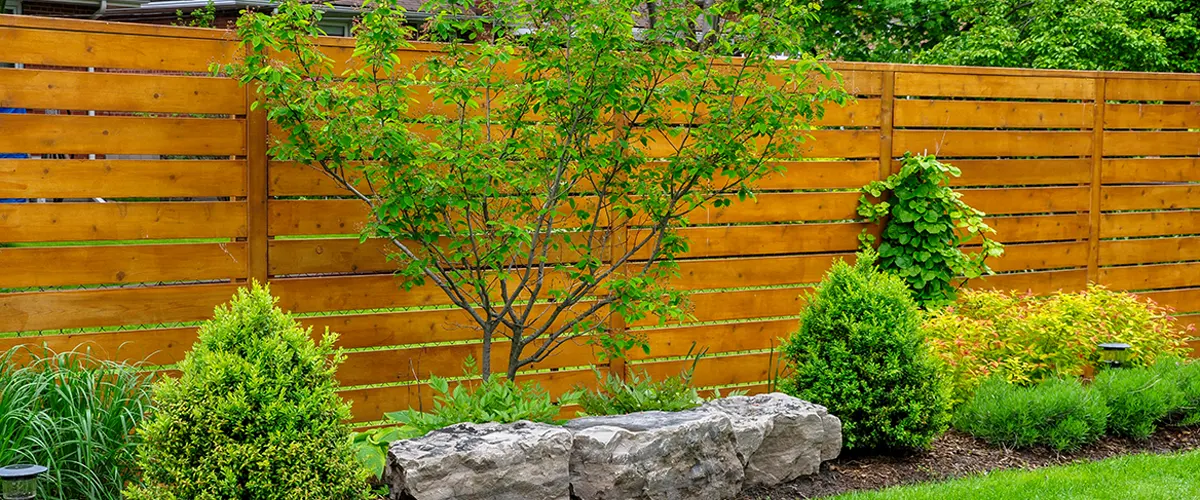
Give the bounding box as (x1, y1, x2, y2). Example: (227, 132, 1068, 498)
(1093, 365, 1184, 439)
(781, 253, 951, 451)
(124, 283, 371, 500)
(954, 377, 1107, 451)
(1155, 358, 1200, 426)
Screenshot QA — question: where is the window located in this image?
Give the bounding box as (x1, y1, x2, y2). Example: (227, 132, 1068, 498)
(319, 21, 350, 37)
(2, 0, 20, 14)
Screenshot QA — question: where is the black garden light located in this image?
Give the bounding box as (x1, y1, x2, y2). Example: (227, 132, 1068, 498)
(0, 464, 47, 500)
(1098, 342, 1132, 369)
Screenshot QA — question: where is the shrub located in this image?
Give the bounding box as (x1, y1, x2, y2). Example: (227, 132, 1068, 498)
(1093, 365, 1184, 439)
(953, 377, 1107, 451)
(0, 348, 151, 500)
(1155, 358, 1200, 426)
(781, 252, 951, 451)
(124, 283, 370, 500)
(925, 286, 1193, 407)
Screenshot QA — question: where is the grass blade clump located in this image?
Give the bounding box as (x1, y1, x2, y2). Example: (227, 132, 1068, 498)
(1093, 364, 1184, 438)
(954, 377, 1107, 451)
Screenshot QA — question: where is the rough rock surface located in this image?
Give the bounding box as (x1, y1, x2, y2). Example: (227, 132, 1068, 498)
(384, 420, 571, 500)
(565, 410, 744, 500)
(699, 392, 843, 487)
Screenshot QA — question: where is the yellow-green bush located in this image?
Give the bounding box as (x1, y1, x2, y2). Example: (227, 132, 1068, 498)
(925, 286, 1193, 407)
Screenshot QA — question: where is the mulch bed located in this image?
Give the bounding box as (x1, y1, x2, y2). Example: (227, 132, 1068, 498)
(741, 426, 1200, 499)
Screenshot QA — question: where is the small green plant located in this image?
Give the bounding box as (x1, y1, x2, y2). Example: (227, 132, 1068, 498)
(1093, 365, 1184, 439)
(124, 283, 371, 500)
(953, 376, 1107, 451)
(925, 287, 1194, 407)
(858, 152, 1003, 307)
(0, 347, 151, 500)
(175, 0, 216, 28)
(782, 250, 951, 451)
(566, 345, 729, 417)
(1155, 358, 1200, 426)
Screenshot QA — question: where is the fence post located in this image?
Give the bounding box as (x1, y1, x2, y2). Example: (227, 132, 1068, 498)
(1087, 77, 1107, 284)
(879, 70, 896, 179)
(246, 83, 270, 285)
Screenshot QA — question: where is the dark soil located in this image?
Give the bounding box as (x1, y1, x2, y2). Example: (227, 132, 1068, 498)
(741, 426, 1200, 499)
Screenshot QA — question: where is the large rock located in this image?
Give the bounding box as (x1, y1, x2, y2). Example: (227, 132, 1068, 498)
(565, 410, 744, 500)
(384, 420, 571, 500)
(699, 392, 842, 487)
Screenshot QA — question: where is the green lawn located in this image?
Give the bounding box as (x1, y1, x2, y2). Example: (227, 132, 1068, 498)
(835, 450, 1200, 500)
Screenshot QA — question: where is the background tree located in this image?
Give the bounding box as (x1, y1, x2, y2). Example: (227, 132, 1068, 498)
(229, 0, 847, 380)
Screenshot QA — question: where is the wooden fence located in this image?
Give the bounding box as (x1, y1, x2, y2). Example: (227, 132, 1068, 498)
(2, 15, 1199, 423)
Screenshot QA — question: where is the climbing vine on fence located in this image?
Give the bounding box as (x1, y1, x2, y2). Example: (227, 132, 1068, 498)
(858, 153, 1004, 307)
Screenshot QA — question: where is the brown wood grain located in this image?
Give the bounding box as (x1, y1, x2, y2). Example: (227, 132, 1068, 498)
(1105, 104, 1200, 129)
(1138, 288, 1200, 315)
(0, 283, 240, 333)
(1101, 263, 1200, 292)
(984, 241, 1089, 272)
(1101, 211, 1200, 238)
(1105, 78, 1200, 102)
(894, 100, 1092, 129)
(633, 352, 778, 389)
(894, 73, 1095, 99)
(949, 159, 1092, 187)
(1099, 237, 1200, 266)
(633, 224, 866, 260)
(1102, 185, 1200, 211)
(670, 253, 854, 290)
(967, 269, 1089, 295)
(986, 214, 1090, 243)
(0, 68, 243, 115)
(0, 242, 245, 288)
(959, 187, 1090, 215)
(0, 159, 245, 198)
(1103, 131, 1200, 157)
(630, 319, 794, 360)
(1102, 158, 1200, 184)
(0, 114, 246, 156)
(0, 202, 246, 243)
(893, 130, 1093, 157)
(1, 25, 237, 72)
(0, 327, 198, 367)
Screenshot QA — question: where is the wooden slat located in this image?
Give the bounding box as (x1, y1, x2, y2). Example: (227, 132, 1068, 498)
(0, 68, 243, 115)
(633, 352, 777, 389)
(300, 308, 479, 350)
(0, 242, 246, 288)
(893, 73, 1095, 100)
(635, 224, 865, 260)
(338, 339, 600, 387)
(0, 327, 197, 366)
(968, 269, 1088, 295)
(1105, 104, 1200, 129)
(1099, 237, 1200, 266)
(949, 159, 1092, 186)
(0, 159, 245, 198)
(1139, 288, 1200, 314)
(686, 192, 860, 224)
(986, 241, 1089, 272)
(0, 114, 246, 156)
(1101, 211, 1200, 238)
(831, 70, 885, 96)
(1106, 78, 1200, 102)
(1100, 263, 1200, 292)
(271, 274, 451, 313)
(640, 129, 879, 159)
(986, 214, 1090, 243)
(0, 25, 238, 72)
(1103, 131, 1200, 157)
(629, 287, 808, 327)
(1102, 158, 1200, 184)
(268, 199, 367, 236)
(0, 283, 240, 333)
(893, 131, 1092, 157)
(812, 98, 881, 127)
(894, 100, 1092, 129)
(959, 187, 1090, 215)
(670, 253, 852, 290)
(1102, 185, 1200, 211)
(0, 202, 246, 243)
(630, 319, 794, 360)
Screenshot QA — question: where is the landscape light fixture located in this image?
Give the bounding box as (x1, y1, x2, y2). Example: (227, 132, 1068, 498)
(1098, 342, 1132, 369)
(0, 464, 47, 500)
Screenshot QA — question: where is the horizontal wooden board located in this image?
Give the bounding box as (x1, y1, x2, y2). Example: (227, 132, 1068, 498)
(270, 274, 452, 313)
(338, 339, 601, 387)
(0, 159, 246, 198)
(1106, 78, 1200, 102)
(1139, 288, 1200, 314)
(0, 282, 240, 333)
(631, 319, 794, 360)
(0, 201, 246, 243)
(812, 98, 881, 127)
(1102, 158, 1200, 184)
(1102, 185, 1200, 211)
(1105, 104, 1200, 130)
(1103, 131, 1200, 157)
(0, 68, 243, 115)
(985, 241, 1089, 272)
(633, 352, 777, 389)
(0, 242, 245, 288)
(960, 187, 1090, 215)
(268, 199, 368, 236)
(894, 72, 1095, 100)
(670, 253, 852, 290)
(0, 327, 197, 367)
(1101, 263, 1200, 292)
(967, 269, 1088, 295)
(893, 130, 1092, 157)
(1101, 211, 1200, 238)
(1099, 237, 1200, 266)
(1, 25, 238, 72)
(894, 100, 1092, 129)
(987, 214, 1089, 243)
(686, 192, 860, 224)
(629, 287, 808, 327)
(0, 114, 246, 156)
(634, 224, 866, 260)
(637, 129, 879, 159)
(948, 159, 1092, 186)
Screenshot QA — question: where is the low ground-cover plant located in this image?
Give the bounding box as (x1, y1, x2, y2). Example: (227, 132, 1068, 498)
(953, 376, 1107, 451)
(782, 251, 951, 451)
(0, 347, 151, 500)
(1093, 365, 1184, 439)
(125, 283, 370, 500)
(925, 286, 1193, 407)
(1156, 358, 1200, 426)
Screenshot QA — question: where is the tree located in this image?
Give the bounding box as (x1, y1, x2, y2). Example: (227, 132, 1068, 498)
(229, 0, 848, 380)
(797, 0, 959, 63)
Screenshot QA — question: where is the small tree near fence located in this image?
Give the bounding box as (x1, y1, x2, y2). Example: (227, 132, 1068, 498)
(229, 0, 848, 380)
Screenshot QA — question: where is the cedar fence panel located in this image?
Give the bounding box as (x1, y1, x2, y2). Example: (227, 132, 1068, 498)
(1, 15, 1198, 423)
